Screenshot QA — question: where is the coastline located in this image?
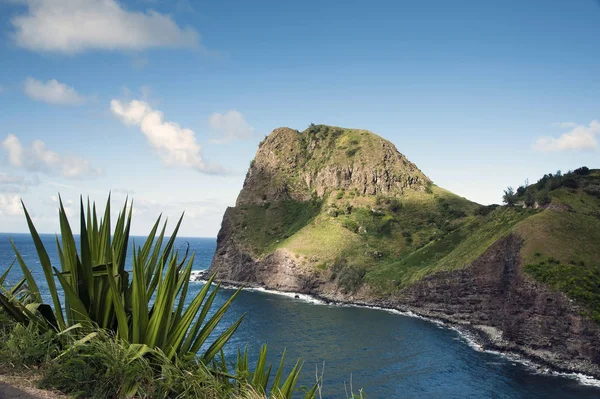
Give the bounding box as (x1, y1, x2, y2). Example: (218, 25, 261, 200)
(190, 270, 600, 387)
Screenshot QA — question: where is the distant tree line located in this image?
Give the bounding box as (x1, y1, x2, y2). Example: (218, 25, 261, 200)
(502, 166, 590, 207)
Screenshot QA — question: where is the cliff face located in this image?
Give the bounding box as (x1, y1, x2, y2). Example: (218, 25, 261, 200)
(397, 235, 600, 376)
(210, 124, 600, 377)
(236, 126, 430, 206)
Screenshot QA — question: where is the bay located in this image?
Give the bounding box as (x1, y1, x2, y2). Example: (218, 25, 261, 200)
(1, 233, 599, 398)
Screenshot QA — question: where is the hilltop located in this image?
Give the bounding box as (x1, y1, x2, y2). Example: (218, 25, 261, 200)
(210, 124, 600, 377)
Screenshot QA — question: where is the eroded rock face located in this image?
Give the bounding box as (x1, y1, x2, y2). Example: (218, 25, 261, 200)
(210, 208, 318, 292)
(210, 228, 600, 377)
(236, 126, 430, 206)
(396, 235, 600, 376)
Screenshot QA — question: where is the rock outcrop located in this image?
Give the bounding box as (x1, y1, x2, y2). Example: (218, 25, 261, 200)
(210, 124, 600, 378)
(236, 126, 430, 206)
(396, 235, 600, 377)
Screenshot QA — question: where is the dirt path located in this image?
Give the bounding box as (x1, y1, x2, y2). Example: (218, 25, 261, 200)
(0, 376, 65, 399)
(0, 382, 41, 399)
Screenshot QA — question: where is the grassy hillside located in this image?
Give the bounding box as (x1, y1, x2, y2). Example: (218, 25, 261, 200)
(513, 169, 600, 322)
(227, 126, 599, 322)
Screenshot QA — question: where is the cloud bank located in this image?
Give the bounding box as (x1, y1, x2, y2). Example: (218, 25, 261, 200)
(11, 0, 200, 54)
(533, 120, 600, 152)
(110, 99, 224, 174)
(1, 134, 103, 179)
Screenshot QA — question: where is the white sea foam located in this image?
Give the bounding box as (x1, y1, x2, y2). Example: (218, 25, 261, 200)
(189, 270, 600, 387)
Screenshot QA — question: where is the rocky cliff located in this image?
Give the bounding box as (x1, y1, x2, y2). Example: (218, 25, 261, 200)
(210, 124, 600, 378)
(237, 126, 429, 206)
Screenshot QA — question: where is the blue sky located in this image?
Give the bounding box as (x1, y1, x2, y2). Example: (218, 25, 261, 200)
(0, 0, 599, 237)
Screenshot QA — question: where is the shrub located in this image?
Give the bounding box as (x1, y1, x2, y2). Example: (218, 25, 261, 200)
(344, 202, 353, 214)
(337, 265, 367, 294)
(502, 186, 516, 206)
(40, 332, 156, 398)
(536, 189, 551, 206)
(345, 147, 359, 157)
(475, 204, 498, 216)
(341, 219, 359, 232)
(524, 190, 535, 207)
(574, 166, 590, 176)
(330, 257, 348, 280)
(563, 177, 578, 189)
(0, 323, 59, 369)
(389, 198, 402, 213)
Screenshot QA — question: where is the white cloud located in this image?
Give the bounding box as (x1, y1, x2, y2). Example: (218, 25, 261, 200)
(208, 110, 254, 143)
(533, 120, 600, 152)
(2, 134, 24, 166)
(1, 134, 103, 179)
(0, 194, 22, 217)
(110, 99, 224, 174)
(11, 0, 200, 54)
(24, 77, 86, 105)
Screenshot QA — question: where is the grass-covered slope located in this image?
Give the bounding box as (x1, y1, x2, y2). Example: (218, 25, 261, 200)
(219, 125, 599, 323)
(513, 169, 600, 322)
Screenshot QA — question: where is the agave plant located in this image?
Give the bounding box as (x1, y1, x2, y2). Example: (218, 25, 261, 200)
(230, 345, 319, 399)
(0, 195, 244, 363)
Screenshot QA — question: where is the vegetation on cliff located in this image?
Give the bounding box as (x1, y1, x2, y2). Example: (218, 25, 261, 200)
(214, 124, 600, 325)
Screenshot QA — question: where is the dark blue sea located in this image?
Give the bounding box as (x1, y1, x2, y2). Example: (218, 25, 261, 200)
(1, 233, 599, 399)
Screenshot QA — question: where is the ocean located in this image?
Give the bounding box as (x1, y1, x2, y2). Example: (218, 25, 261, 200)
(1, 233, 599, 398)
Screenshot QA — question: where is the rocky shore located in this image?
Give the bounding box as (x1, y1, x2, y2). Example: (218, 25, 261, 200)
(207, 233, 600, 380)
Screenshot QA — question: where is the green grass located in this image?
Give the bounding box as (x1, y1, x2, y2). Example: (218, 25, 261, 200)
(525, 260, 600, 323)
(365, 207, 534, 293)
(229, 200, 323, 256)
(515, 209, 600, 323)
(238, 130, 600, 323)
(279, 219, 361, 260)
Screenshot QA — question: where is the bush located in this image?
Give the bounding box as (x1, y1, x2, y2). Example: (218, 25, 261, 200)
(0, 323, 59, 369)
(40, 333, 156, 398)
(574, 166, 590, 176)
(524, 190, 535, 207)
(563, 177, 578, 189)
(341, 219, 359, 232)
(502, 186, 516, 206)
(330, 257, 348, 280)
(337, 265, 367, 294)
(536, 189, 551, 206)
(345, 147, 359, 157)
(475, 204, 498, 216)
(389, 198, 402, 213)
